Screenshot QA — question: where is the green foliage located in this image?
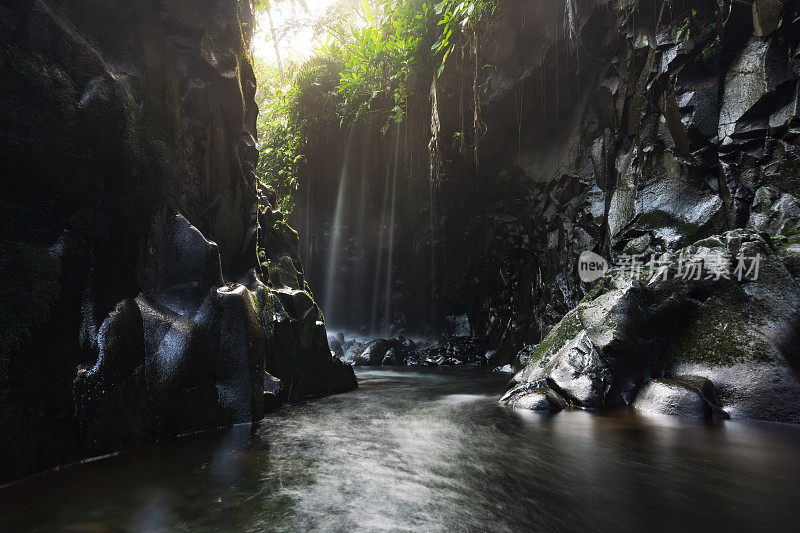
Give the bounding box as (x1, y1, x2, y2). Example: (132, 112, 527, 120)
(674, 6, 719, 61)
(431, 0, 494, 77)
(674, 8, 696, 43)
(251, 0, 308, 15)
(253, 57, 307, 214)
(250, 0, 499, 209)
(332, 0, 432, 125)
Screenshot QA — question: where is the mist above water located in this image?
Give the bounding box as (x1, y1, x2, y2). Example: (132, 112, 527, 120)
(321, 123, 420, 336)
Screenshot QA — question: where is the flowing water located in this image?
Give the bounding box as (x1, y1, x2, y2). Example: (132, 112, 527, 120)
(2, 368, 800, 532)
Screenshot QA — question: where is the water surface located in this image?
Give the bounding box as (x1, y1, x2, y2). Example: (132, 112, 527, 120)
(2, 367, 799, 531)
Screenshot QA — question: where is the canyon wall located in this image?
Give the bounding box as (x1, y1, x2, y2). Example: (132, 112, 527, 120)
(0, 0, 355, 483)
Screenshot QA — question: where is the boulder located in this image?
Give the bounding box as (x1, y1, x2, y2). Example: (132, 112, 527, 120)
(747, 185, 800, 234)
(263, 372, 283, 412)
(382, 348, 402, 366)
(354, 339, 391, 366)
(328, 335, 345, 359)
(214, 284, 267, 424)
(500, 383, 568, 411)
(543, 332, 612, 408)
(632, 378, 727, 419)
(137, 295, 219, 436)
(73, 298, 152, 452)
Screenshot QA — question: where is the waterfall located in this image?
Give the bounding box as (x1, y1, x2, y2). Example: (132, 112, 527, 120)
(323, 128, 354, 325)
(355, 129, 371, 327)
(369, 133, 392, 335)
(564, 0, 578, 44)
(383, 126, 401, 335)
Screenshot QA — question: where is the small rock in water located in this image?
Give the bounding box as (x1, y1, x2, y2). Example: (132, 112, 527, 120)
(354, 339, 391, 366)
(500, 383, 567, 411)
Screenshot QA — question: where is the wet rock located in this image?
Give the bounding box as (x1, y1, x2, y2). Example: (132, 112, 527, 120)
(632, 379, 727, 419)
(506, 230, 800, 423)
(0, 0, 356, 484)
(513, 344, 538, 370)
(73, 298, 152, 451)
(137, 295, 219, 436)
(501, 383, 568, 411)
(272, 288, 316, 321)
(753, 0, 787, 37)
(354, 339, 391, 366)
(328, 335, 345, 360)
(779, 242, 800, 278)
(271, 309, 357, 400)
(719, 36, 792, 143)
(747, 185, 800, 234)
(264, 372, 282, 396)
(425, 355, 462, 366)
(762, 140, 800, 197)
(341, 339, 368, 362)
(214, 284, 266, 424)
(384, 336, 418, 365)
(382, 348, 402, 366)
(542, 331, 612, 408)
(263, 372, 283, 412)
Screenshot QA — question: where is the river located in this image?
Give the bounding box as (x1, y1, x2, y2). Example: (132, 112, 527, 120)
(1, 367, 799, 531)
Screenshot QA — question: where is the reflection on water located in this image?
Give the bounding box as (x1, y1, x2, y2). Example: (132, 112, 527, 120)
(2, 368, 800, 531)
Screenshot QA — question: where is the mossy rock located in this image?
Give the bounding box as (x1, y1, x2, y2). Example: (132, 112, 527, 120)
(266, 255, 303, 289)
(508, 230, 800, 422)
(527, 308, 584, 368)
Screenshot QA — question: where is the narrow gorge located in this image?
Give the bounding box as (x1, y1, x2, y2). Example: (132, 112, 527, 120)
(2, 0, 800, 530)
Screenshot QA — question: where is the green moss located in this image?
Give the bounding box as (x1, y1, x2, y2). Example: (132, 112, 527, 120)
(635, 210, 700, 246)
(580, 278, 611, 304)
(269, 306, 321, 388)
(268, 256, 302, 289)
(260, 291, 275, 336)
(676, 295, 772, 366)
(529, 309, 584, 366)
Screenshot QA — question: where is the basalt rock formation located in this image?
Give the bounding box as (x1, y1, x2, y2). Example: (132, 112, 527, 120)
(0, 0, 354, 483)
(494, 0, 800, 423)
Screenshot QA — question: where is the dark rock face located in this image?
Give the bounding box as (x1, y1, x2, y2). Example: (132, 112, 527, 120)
(0, 0, 354, 483)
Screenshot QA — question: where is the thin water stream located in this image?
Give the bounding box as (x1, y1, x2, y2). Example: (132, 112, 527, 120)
(2, 368, 799, 531)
